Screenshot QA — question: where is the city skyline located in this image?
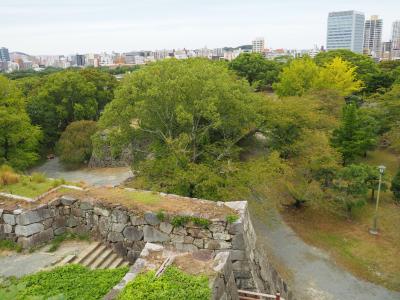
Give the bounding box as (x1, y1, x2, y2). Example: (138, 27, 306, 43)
(1, 0, 399, 55)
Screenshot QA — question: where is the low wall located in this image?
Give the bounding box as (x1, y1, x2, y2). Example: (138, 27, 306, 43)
(0, 191, 294, 299)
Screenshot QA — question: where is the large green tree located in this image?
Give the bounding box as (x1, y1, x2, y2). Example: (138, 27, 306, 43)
(0, 76, 42, 169)
(95, 58, 264, 198)
(229, 53, 282, 90)
(331, 103, 378, 165)
(27, 71, 98, 148)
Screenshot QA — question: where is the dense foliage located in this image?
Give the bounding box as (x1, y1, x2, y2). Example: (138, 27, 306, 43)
(117, 266, 211, 300)
(229, 53, 282, 90)
(57, 120, 98, 167)
(0, 76, 41, 169)
(0, 264, 128, 300)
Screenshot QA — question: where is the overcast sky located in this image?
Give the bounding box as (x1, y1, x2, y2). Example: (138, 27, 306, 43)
(1, 0, 399, 55)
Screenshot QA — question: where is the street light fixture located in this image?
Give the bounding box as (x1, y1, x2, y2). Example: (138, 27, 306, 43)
(369, 165, 386, 235)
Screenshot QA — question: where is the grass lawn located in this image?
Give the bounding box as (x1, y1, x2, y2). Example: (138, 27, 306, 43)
(283, 148, 400, 291)
(0, 176, 60, 198)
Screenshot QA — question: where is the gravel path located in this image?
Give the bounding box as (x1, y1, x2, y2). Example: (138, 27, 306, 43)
(249, 201, 400, 300)
(0, 241, 94, 278)
(30, 158, 133, 186)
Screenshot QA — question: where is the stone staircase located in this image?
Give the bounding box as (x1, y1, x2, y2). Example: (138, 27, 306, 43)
(56, 242, 130, 269)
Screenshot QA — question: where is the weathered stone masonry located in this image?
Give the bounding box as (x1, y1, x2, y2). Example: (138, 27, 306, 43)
(0, 193, 294, 300)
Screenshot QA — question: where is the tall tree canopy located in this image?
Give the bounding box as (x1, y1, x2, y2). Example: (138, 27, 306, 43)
(97, 58, 262, 164)
(27, 71, 98, 148)
(229, 53, 282, 90)
(331, 103, 378, 165)
(273, 56, 361, 97)
(0, 76, 41, 169)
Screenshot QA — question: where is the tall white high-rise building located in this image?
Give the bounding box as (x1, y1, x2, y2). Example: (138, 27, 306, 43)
(392, 20, 400, 50)
(326, 11, 365, 54)
(363, 15, 383, 58)
(252, 37, 265, 53)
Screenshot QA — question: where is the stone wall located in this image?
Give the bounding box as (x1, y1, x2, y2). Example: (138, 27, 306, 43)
(230, 201, 296, 300)
(0, 193, 294, 300)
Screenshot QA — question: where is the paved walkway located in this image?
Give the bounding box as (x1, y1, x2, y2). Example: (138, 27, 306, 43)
(249, 201, 400, 300)
(0, 241, 93, 278)
(31, 158, 133, 186)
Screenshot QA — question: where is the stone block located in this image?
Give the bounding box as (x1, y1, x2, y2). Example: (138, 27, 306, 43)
(94, 206, 110, 217)
(112, 210, 128, 223)
(15, 223, 44, 237)
(3, 214, 16, 225)
(187, 228, 211, 238)
(71, 207, 84, 217)
(205, 240, 231, 250)
(108, 231, 124, 242)
(227, 222, 244, 235)
(229, 250, 246, 261)
(112, 223, 126, 233)
(80, 201, 93, 210)
(60, 195, 77, 206)
(25, 207, 51, 224)
(159, 222, 173, 234)
(209, 223, 225, 233)
(173, 226, 187, 235)
(144, 212, 160, 225)
(112, 241, 127, 257)
(213, 232, 231, 241)
(123, 226, 143, 241)
(99, 216, 111, 236)
(174, 242, 198, 252)
(143, 225, 170, 242)
(42, 218, 53, 229)
(0, 208, 3, 218)
(232, 233, 245, 250)
(1, 224, 13, 234)
(127, 250, 139, 264)
(130, 215, 146, 225)
(66, 216, 79, 227)
(184, 236, 194, 244)
(54, 227, 66, 236)
(53, 216, 66, 229)
(17, 228, 54, 248)
(193, 238, 204, 248)
(171, 234, 184, 243)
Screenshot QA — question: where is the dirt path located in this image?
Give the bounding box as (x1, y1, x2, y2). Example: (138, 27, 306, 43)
(249, 201, 400, 300)
(0, 241, 94, 278)
(31, 158, 133, 186)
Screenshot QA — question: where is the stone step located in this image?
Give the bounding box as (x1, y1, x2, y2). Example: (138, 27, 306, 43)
(89, 248, 114, 269)
(108, 256, 124, 269)
(73, 242, 102, 265)
(98, 252, 119, 269)
(83, 244, 107, 267)
(55, 254, 76, 267)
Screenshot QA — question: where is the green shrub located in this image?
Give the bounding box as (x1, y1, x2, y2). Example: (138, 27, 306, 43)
(191, 217, 211, 228)
(226, 214, 239, 224)
(30, 172, 47, 183)
(57, 120, 98, 167)
(0, 264, 128, 300)
(170, 216, 210, 228)
(117, 266, 210, 300)
(391, 169, 400, 203)
(156, 210, 166, 221)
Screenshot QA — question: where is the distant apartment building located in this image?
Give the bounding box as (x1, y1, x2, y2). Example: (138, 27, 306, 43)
(0, 47, 10, 62)
(326, 11, 365, 53)
(252, 38, 265, 53)
(363, 15, 383, 58)
(381, 41, 393, 61)
(392, 20, 400, 49)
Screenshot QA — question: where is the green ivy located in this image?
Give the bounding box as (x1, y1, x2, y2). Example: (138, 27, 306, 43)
(117, 266, 210, 300)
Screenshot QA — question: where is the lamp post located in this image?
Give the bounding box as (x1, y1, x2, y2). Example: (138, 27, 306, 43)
(370, 165, 386, 235)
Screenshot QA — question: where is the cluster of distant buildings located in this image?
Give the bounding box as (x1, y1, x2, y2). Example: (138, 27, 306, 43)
(0, 10, 399, 73)
(326, 11, 400, 61)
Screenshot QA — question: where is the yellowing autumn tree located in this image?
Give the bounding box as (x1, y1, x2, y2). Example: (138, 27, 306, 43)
(315, 57, 363, 96)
